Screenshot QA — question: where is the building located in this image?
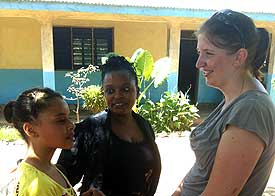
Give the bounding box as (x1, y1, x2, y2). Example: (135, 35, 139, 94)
(1, 0, 275, 105)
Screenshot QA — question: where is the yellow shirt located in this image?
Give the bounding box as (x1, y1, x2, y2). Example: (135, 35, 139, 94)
(15, 162, 76, 196)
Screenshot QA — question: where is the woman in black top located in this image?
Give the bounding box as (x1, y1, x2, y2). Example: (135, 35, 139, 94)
(57, 55, 161, 196)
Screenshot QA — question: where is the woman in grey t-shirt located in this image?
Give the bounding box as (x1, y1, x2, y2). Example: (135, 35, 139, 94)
(173, 9, 275, 196)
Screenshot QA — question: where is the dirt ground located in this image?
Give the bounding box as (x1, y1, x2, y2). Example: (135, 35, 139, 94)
(1, 134, 275, 196)
(1, 104, 275, 195)
(0, 135, 193, 196)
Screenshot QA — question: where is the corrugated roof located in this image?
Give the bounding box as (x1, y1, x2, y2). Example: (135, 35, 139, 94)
(7, 0, 275, 14)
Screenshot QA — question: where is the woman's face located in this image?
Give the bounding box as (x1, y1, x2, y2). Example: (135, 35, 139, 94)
(196, 33, 238, 89)
(103, 70, 138, 117)
(31, 97, 75, 150)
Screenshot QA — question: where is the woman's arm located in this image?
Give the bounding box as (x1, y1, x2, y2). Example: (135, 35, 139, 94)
(202, 125, 264, 196)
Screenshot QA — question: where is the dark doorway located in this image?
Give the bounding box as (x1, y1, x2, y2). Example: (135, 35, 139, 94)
(178, 30, 199, 104)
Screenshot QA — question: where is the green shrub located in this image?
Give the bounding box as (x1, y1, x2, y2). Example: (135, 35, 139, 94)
(82, 85, 107, 114)
(138, 91, 200, 133)
(0, 126, 22, 142)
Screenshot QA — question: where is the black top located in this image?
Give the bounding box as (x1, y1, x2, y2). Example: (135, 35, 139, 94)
(57, 109, 161, 196)
(103, 132, 155, 195)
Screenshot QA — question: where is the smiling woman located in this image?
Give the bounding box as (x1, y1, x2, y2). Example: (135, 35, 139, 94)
(173, 9, 275, 196)
(57, 55, 162, 196)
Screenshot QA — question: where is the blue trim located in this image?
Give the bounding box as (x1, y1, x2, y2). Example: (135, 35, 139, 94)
(1, 69, 274, 105)
(167, 71, 178, 94)
(55, 71, 102, 104)
(43, 71, 55, 90)
(142, 79, 168, 102)
(55, 70, 167, 104)
(0, 2, 210, 17)
(2, 2, 275, 21)
(247, 13, 275, 21)
(266, 73, 275, 104)
(0, 69, 43, 104)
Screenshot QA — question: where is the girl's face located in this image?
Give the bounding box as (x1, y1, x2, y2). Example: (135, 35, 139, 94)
(103, 71, 138, 117)
(31, 97, 75, 149)
(196, 33, 239, 89)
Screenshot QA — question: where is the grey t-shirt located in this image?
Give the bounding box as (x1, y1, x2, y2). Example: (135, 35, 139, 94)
(182, 90, 275, 196)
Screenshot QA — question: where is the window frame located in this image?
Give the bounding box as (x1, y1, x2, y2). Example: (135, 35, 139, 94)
(53, 27, 114, 70)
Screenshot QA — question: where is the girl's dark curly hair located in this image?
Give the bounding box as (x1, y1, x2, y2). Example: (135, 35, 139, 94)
(3, 87, 63, 143)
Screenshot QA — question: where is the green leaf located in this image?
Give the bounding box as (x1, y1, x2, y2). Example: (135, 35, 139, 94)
(131, 48, 154, 84)
(131, 48, 144, 63)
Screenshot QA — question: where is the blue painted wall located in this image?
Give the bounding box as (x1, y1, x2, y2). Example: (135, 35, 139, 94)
(0, 69, 43, 104)
(55, 71, 102, 104)
(0, 70, 102, 104)
(265, 73, 275, 102)
(43, 71, 56, 90)
(167, 72, 179, 94)
(3, 68, 274, 105)
(55, 71, 167, 104)
(0, 69, 168, 104)
(141, 79, 168, 103)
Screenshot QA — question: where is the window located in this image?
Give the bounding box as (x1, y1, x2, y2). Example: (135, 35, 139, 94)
(53, 27, 113, 70)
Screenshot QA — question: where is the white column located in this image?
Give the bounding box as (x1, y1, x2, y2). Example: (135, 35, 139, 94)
(167, 23, 181, 93)
(40, 18, 55, 89)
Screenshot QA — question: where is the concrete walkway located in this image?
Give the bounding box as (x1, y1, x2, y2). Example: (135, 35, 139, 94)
(155, 134, 195, 195)
(1, 134, 275, 195)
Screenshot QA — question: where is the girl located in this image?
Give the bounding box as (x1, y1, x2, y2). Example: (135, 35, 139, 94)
(3, 87, 77, 196)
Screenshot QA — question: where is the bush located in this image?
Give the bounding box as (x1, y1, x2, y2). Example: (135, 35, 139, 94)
(138, 91, 199, 134)
(0, 126, 22, 142)
(65, 64, 99, 122)
(82, 85, 107, 114)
